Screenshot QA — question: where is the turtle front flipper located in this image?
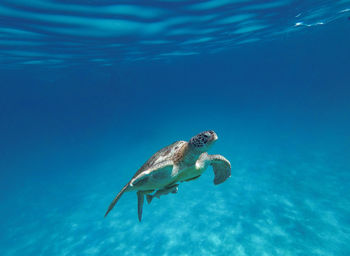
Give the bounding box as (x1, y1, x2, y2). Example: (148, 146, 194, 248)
(208, 154, 231, 185)
(137, 191, 145, 222)
(105, 183, 130, 217)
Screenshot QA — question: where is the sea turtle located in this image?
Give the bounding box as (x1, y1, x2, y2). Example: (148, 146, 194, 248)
(104, 130, 231, 221)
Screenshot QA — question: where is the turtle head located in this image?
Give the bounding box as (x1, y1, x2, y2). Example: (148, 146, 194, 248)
(189, 130, 218, 152)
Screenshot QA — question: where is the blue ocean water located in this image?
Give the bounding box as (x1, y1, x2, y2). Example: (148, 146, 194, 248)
(1, 0, 350, 255)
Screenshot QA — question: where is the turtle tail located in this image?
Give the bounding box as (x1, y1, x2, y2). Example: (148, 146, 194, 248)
(146, 194, 153, 204)
(104, 183, 129, 217)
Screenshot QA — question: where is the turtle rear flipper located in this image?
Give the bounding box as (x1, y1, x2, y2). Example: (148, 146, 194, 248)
(137, 191, 145, 222)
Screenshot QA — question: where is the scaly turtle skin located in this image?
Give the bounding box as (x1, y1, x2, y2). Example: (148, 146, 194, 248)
(104, 130, 231, 221)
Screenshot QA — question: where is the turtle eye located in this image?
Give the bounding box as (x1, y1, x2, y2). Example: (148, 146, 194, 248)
(203, 131, 213, 139)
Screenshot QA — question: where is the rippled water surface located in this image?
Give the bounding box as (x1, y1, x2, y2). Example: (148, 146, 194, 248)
(0, 0, 349, 65)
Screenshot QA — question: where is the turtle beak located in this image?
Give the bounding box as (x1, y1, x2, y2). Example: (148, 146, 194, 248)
(213, 133, 218, 141)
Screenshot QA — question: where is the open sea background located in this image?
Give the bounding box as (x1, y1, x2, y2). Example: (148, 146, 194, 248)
(1, 0, 350, 255)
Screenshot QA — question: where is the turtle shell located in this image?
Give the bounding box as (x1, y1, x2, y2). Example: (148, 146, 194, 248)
(131, 140, 187, 179)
